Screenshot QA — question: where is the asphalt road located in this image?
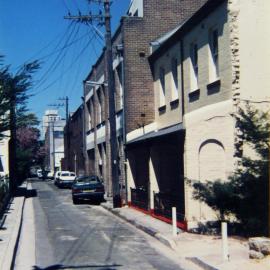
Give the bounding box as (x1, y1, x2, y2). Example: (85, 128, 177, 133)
(16, 180, 188, 270)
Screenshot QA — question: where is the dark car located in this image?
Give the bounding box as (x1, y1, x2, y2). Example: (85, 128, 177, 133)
(71, 175, 105, 204)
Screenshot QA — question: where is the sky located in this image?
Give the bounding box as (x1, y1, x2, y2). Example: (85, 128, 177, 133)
(0, 0, 130, 123)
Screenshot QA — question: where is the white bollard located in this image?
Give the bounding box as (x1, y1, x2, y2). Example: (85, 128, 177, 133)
(172, 207, 177, 237)
(222, 222, 229, 261)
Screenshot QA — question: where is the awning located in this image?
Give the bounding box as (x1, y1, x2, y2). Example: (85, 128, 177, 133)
(127, 123, 185, 145)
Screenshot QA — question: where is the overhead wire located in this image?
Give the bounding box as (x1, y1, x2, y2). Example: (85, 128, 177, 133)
(32, 32, 96, 96)
(67, 29, 93, 98)
(34, 22, 79, 89)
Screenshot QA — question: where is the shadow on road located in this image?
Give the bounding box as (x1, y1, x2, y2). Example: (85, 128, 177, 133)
(14, 186, 37, 198)
(32, 263, 122, 270)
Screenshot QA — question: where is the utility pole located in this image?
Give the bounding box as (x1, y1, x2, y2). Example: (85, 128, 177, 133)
(8, 87, 17, 193)
(59, 96, 70, 170)
(51, 121, 55, 173)
(64, 0, 121, 208)
(58, 96, 69, 124)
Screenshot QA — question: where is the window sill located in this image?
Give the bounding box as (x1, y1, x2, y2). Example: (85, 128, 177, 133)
(207, 78, 220, 89)
(188, 88, 200, 102)
(96, 121, 106, 129)
(207, 78, 221, 95)
(170, 99, 179, 109)
(158, 105, 166, 114)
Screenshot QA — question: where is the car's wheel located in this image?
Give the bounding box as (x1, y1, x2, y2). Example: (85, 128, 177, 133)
(73, 197, 80, 204)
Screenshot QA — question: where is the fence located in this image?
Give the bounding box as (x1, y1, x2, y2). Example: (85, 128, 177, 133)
(130, 187, 149, 211)
(0, 175, 10, 220)
(153, 191, 185, 222)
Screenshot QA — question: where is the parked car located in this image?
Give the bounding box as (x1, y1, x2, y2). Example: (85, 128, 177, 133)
(57, 171, 76, 188)
(47, 171, 54, 180)
(37, 169, 43, 179)
(54, 171, 62, 185)
(72, 175, 104, 204)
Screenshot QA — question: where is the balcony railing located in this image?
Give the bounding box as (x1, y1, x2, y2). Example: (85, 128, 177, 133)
(130, 187, 149, 211)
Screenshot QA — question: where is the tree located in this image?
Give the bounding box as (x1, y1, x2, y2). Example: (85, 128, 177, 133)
(16, 126, 45, 181)
(0, 58, 40, 135)
(191, 104, 269, 236)
(0, 57, 40, 189)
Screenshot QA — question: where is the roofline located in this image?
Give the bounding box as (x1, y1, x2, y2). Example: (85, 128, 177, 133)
(149, 0, 226, 63)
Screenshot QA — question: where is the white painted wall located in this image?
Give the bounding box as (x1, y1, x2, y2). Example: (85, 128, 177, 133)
(128, 0, 143, 17)
(238, 0, 270, 102)
(184, 100, 235, 227)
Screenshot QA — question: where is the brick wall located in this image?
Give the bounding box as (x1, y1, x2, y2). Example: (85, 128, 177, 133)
(64, 106, 85, 175)
(123, 0, 208, 133)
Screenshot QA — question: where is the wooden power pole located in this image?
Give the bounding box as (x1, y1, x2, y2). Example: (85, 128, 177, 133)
(64, 0, 121, 208)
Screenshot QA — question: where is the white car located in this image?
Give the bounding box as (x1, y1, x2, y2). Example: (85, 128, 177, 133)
(47, 171, 54, 179)
(54, 171, 62, 185)
(57, 171, 76, 188)
(37, 169, 43, 179)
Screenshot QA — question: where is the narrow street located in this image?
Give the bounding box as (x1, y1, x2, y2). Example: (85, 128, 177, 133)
(14, 180, 189, 270)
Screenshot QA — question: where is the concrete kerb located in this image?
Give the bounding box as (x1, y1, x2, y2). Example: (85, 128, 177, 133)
(100, 203, 224, 270)
(186, 257, 219, 270)
(0, 183, 28, 270)
(100, 203, 177, 250)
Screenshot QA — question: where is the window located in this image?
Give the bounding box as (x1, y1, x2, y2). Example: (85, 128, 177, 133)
(54, 131, 63, 138)
(97, 89, 102, 124)
(116, 65, 123, 109)
(209, 28, 219, 82)
(159, 67, 166, 107)
(171, 58, 179, 100)
(190, 43, 198, 91)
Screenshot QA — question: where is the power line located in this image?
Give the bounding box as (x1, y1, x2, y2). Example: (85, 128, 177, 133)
(31, 33, 96, 96)
(64, 0, 121, 208)
(34, 22, 80, 89)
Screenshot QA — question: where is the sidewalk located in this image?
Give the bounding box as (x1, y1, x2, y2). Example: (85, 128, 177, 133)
(0, 183, 27, 270)
(101, 202, 270, 270)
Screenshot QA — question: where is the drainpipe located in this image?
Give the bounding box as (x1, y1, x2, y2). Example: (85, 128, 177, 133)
(180, 39, 185, 117)
(180, 39, 187, 226)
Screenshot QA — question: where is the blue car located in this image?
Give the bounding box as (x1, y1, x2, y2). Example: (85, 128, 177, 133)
(72, 176, 105, 204)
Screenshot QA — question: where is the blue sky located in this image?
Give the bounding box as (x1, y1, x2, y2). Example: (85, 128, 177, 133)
(0, 0, 130, 122)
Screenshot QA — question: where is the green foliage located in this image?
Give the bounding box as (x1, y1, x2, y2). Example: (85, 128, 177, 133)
(191, 104, 269, 236)
(0, 58, 40, 139)
(0, 57, 43, 182)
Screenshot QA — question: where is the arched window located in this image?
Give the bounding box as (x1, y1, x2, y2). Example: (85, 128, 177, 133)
(199, 139, 226, 182)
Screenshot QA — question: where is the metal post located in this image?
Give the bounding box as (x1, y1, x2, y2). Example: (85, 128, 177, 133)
(222, 222, 229, 261)
(74, 153, 77, 175)
(51, 122, 55, 173)
(172, 207, 177, 237)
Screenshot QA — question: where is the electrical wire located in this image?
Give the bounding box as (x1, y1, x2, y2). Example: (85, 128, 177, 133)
(31, 33, 96, 96)
(34, 22, 80, 89)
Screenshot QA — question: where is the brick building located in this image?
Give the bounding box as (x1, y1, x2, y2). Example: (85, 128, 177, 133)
(127, 0, 270, 230)
(62, 105, 85, 175)
(83, 0, 208, 202)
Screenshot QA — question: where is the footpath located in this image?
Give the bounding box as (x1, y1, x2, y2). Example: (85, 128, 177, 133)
(0, 183, 27, 270)
(101, 201, 270, 270)
(1, 183, 269, 270)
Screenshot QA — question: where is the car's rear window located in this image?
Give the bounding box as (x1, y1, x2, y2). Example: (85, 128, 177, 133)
(70, 173, 75, 176)
(61, 173, 69, 176)
(76, 176, 100, 183)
